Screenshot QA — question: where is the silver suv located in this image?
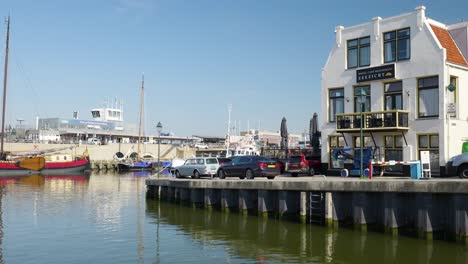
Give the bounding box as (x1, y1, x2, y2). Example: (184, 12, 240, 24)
(175, 157, 220, 179)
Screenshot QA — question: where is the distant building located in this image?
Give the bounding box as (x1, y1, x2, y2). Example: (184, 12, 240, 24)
(240, 130, 301, 148)
(33, 102, 197, 145)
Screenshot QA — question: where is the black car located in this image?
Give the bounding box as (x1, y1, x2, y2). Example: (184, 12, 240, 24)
(216, 157, 232, 166)
(216, 155, 280, 180)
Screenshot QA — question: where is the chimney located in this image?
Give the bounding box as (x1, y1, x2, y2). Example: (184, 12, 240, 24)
(335, 26, 344, 47)
(415, 6, 426, 31)
(373, 17, 382, 40)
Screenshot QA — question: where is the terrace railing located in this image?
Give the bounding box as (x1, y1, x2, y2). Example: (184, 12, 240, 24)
(336, 110, 409, 132)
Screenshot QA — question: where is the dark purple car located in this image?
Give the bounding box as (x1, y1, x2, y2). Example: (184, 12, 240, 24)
(217, 155, 280, 180)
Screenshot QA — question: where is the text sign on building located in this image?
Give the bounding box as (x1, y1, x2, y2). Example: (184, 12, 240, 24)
(356, 64, 395, 82)
(447, 103, 456, 114)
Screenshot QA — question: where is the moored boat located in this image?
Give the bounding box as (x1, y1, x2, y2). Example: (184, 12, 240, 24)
(0, 156, 45, 176)
(117, 160, 155, 172)
(117, 75, 156, 172)
(0, 17, 91, 177)
(0, 150, 90, 176)
(41, 156, 90, 175)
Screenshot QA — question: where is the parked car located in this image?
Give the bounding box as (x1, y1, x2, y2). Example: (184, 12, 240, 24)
(270, 157, 287, 174)
(194, 143, 209, 149)
(216, 155, 280, 180)
(285, 154, 320, 176)
(174, 157, 220, 179)
(446, 152, 468, 178)
(216, 157, 232, 166)
(87, 138, 101, 145)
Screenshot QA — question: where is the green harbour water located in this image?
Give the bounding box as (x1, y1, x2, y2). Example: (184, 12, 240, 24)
(0, 171, 466, 263)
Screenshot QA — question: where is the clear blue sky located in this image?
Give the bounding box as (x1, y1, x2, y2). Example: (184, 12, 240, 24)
(1, 0, 467, 136)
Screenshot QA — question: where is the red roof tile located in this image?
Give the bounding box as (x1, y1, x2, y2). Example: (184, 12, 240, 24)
(430, 24, 468, 67)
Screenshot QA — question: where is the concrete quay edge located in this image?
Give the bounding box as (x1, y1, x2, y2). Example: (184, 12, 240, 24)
(145, 178, 468, 194)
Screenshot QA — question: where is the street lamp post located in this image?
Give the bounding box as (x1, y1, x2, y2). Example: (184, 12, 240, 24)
(156, 122, 162, 178)
(360, 101, 364, 178)
(358, 89, 368, 178)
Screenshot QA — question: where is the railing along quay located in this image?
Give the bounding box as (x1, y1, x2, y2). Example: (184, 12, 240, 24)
(146, 177, 468, 243)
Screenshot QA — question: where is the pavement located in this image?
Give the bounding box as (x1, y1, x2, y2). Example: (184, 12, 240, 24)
(154, 173, 464, 182)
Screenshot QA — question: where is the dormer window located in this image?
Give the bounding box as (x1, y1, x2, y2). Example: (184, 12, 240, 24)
(347, 36, 370, 68)
(384, 28, 410, 63)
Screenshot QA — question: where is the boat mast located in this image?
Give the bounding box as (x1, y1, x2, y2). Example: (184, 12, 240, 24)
(1, 16, 10, 158)
(137, 74, 144, 160)
(226, 104, 232, 157)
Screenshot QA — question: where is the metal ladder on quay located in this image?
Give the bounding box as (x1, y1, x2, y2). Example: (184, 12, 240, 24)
(309, 192, 325, 225)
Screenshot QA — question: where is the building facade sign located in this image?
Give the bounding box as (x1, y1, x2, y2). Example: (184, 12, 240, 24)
(447, 103, 456, 114)
(356, 64, 395, 82)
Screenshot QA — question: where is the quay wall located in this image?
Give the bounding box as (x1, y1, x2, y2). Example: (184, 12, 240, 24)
(3, 142, 196, 161)
(146, 178, 468, 243)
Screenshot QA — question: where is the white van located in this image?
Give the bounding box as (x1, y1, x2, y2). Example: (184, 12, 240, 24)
(87, 138, 101, 145)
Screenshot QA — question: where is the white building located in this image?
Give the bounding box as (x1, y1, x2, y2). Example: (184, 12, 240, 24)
(321, 6, 468, 176)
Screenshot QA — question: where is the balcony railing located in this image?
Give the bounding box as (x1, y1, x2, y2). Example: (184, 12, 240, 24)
(336, 110, 409, 132)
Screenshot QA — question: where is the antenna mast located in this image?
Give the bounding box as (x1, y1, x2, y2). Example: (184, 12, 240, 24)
(226, 104, 232, 157)
(137, 74, 144, 159)
(1, 16, 10, 157)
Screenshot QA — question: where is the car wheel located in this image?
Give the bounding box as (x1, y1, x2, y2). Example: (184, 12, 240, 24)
(193, 170, 200, 179)
(267, 176, 275, 180)
(308, 167, 315, 176)
(291, 173, 298, 177)
(459, 165, 468, 179)
(341, 169, 349, 177)
(218, 169, 226, 179)
(175, 170, 181, 178)
(245, 169, 254, 179)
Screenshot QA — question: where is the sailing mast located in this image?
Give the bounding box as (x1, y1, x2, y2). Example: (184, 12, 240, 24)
(137, 74, 144, 160)
(1, 16, 10, 159)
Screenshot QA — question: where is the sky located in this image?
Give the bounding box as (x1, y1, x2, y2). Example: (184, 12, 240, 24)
(0, 0, 467, 137)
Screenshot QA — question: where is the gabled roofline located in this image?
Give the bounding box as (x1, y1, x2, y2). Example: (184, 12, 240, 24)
(427, 18, 447, 29)
(447, 62, 468, 71)
(426, 21, 444, 50)
(429, 23, 468, 66)
(337, 10, 416, 32)
(448, 21, 468, 30)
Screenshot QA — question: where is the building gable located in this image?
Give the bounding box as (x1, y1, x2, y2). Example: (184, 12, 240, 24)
(430, 24, 468, 67)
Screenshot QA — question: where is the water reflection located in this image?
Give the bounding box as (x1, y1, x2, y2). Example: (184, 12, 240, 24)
(146, 201, 468, 264)
(0, 172, 465, 264)
(0, 187, 3, 264)
(0, 173, 90, 187)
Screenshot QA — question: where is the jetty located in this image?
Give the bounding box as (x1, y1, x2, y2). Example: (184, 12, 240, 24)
(146, 176, 468, 243)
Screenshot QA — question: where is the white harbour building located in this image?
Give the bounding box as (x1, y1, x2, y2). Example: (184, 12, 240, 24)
(321, 6, 468, 176)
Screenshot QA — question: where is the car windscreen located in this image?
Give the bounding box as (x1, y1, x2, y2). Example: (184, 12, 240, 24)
(290, 156, 302, 162)
(256, 157, 275, 162)
(206, 158, 218, 164)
